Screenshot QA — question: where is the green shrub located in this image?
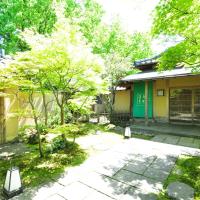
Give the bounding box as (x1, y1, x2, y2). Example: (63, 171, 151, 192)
(37, 123, 48, 134)
(18, 125, 37, 143)
(45, 135, 65, 153)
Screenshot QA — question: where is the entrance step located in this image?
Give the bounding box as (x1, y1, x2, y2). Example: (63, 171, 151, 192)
(130, 123, 200, 138)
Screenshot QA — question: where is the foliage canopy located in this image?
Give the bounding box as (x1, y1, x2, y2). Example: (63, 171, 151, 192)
(152, 0, 200, 71)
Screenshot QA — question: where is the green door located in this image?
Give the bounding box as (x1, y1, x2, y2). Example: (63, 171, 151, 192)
(133, 81, 153, 118)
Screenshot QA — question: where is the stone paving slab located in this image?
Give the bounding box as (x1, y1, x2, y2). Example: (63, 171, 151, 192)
(150, 162, 174, 173)
(45, 194, 66, 200)
(151, 135, 200, 149)
(57, 182, 94, 200)
(79, 157, 126, 177)
(149, 156, 176, 172)
(10, 136, 200, 200)
(143, 167, 170, 182)
(151, 135, 167, 142)
(83, 190, 114, 200)
(127, 154, 156, 164)
(93, 164, 122, 176)
(80, 172, 130, 199)
(179, 137, 194, 143)
(178, 137, 195, 147)
(113, 169, 162, 192)
(12, 182, 65, 200)
(194, 139, 200, 148)
(121, 187, 157, 200)
(123, 161, 149, 175)
(164, 136, 180, 144)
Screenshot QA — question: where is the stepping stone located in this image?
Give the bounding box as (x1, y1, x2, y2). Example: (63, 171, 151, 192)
(186, 143, 200, 149)
(167, 181, 194, 200)
(121, 186, 158, 200)
(164, 136, 180, 144)
(194, 139, 200, 148)
(151, 135, 166, 142)
(178, 137, 194, 147)
(179, 137, 194, 143)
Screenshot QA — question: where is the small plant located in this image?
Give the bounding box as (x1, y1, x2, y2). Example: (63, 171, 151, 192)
(37, 123, 48, 134)
(49, 136, 65, 153)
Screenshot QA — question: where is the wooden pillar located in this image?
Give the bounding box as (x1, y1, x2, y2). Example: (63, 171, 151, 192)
(166, 79, 170, 123)
(192, 89, 195, 124)
(145, 80, 149, 126)
(152, 80, 156, 123)
(130, 83, 133, 121)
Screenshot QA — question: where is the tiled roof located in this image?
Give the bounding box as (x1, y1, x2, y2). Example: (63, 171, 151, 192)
(122, 67, 194, 82)
(134, 55, 160, 67)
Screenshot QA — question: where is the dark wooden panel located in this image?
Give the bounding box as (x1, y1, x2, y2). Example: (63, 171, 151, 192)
(170, 89, 192, 122)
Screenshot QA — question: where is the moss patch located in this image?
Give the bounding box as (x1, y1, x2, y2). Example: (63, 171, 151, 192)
(0, 143, 87, 189)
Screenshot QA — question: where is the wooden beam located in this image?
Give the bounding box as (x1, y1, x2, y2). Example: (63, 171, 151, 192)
(145, 80, 149, 126)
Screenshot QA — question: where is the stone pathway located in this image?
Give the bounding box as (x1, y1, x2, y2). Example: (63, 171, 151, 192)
(151, 134, 200, 149)
(10, 136, 200, 200)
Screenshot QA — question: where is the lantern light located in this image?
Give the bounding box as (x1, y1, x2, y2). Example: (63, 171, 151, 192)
(124, 127, 131, 139)
(96, 130, 101, 135)
(3, 167, 23, 199)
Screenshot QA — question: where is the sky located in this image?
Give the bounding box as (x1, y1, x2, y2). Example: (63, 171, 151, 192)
(96, 0, 160, 33)
(96, 0, 174, 54)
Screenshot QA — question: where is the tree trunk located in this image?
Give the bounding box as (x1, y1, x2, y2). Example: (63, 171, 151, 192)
(60, 105, 65, 125)
(34, 116, 43, 158)
(29, 91, 43, 158)
(41, 90, 48, 126)
(59, 103, 69, 151)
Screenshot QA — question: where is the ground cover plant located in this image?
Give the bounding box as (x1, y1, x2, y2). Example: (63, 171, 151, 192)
(157, 155, 200, 200)
(0, 141, 87, 189)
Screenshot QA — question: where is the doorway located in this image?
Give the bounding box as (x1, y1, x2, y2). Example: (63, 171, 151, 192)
(133, 81, 153, 118)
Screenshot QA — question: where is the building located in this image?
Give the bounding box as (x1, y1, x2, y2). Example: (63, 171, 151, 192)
(116, 56, 200, 124)
(0, 56, 19, 144)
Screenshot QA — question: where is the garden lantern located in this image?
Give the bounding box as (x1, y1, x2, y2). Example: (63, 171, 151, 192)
(96, 130, 101, 135)
(3, 167, 23, 199)
(124, 127, 131, 139)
